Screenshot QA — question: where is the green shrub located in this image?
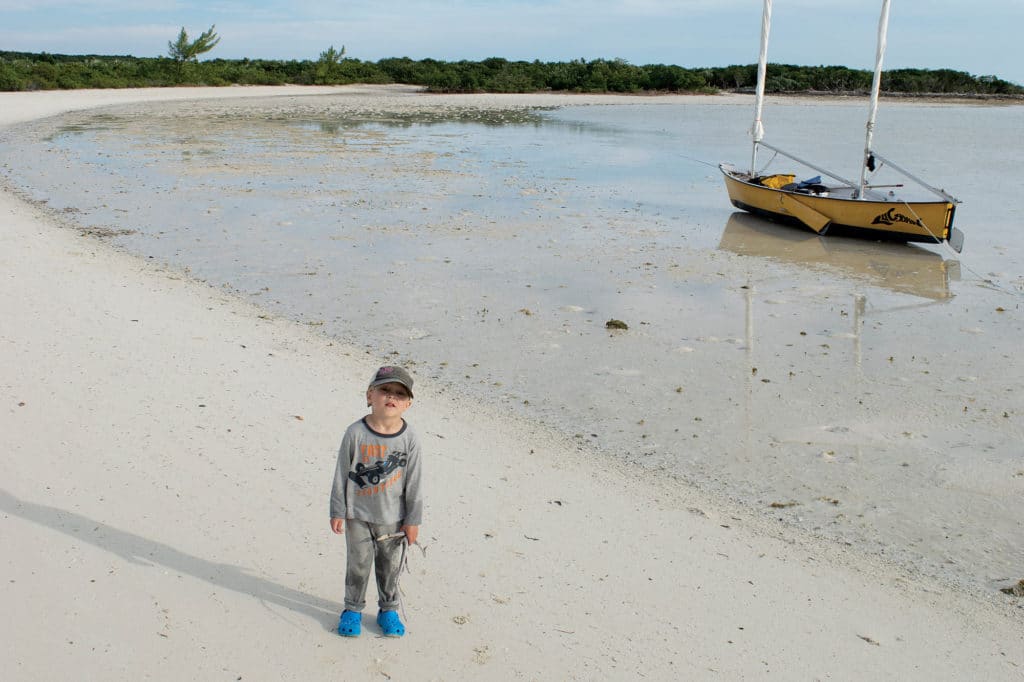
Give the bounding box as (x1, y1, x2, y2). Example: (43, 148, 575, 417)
(0, 50, 1019, 95)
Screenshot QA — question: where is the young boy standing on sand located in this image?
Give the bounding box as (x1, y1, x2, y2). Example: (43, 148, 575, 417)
(330, 366, 423, 638)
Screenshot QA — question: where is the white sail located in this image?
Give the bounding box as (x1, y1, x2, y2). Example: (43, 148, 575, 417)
(859, 0, 891, 197)
(750, 0, 772, 174)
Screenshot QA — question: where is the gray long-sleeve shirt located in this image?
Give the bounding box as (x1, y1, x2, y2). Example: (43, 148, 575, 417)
(330, 417, 423, 525)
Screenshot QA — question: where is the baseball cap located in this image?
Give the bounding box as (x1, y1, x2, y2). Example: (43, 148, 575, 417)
(368, 366, 414, 398)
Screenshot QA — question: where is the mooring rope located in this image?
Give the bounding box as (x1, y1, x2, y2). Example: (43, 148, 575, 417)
(899, 199, 1024, 299)
(678, 152, 722, 170)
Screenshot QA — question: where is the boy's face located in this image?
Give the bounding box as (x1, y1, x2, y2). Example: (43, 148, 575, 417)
(366, 382, 413, 418)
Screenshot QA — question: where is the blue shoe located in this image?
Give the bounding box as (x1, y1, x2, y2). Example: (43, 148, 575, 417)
(377, 610, 405, 637)
(338, 610, 361, 637)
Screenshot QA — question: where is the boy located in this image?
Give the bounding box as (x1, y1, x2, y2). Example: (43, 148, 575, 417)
(330, 366, 423, 638)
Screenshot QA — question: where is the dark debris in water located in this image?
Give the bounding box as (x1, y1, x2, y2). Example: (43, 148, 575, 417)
(605, 319, 628, 330)
(77, 226, 137, 239)
(999, 579, 1024, 597)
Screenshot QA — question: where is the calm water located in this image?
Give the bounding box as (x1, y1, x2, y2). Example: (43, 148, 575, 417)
(2, 94, 1022, 598)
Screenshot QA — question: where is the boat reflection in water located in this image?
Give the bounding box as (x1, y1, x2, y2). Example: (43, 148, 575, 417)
(718, 212, 959, 301)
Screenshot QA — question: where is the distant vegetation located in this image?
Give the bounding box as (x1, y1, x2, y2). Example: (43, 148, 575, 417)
(1, 51, 1020, 97)
(714, 62, 1023, 97)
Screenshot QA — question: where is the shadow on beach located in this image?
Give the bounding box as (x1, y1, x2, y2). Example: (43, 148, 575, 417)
(0, 488, 341, 631)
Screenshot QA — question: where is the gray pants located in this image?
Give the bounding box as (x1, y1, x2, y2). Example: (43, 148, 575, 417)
(344, 519, 404, 612)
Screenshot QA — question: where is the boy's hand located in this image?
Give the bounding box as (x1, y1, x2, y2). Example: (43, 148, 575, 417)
(401, 524, 419, 545)
(330, 518, 345, 534)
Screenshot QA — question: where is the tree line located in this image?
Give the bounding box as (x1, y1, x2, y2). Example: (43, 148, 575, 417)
(1, 50, 1020, 97)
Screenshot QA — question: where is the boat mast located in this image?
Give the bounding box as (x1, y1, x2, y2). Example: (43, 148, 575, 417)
(750, 0, 772, 175)
(859, 0, 891, 198)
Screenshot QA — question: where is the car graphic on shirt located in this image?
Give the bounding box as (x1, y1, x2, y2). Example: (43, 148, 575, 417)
(349, 453, 407, 488)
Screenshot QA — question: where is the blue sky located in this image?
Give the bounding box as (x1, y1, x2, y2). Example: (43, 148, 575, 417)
(2, 1, 1022, 85)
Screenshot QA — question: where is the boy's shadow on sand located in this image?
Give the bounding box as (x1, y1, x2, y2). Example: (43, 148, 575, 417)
(0, 488, 341, 631)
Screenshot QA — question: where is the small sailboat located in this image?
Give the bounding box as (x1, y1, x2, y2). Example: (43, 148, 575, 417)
(720, 0, 965, 252)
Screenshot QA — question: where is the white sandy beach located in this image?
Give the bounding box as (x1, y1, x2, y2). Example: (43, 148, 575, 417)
(1, 86, 1022, 681)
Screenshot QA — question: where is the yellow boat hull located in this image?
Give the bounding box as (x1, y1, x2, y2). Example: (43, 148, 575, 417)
(721, 165, 957, 245)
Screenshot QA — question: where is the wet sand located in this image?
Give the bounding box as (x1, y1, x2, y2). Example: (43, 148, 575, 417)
(1, 85, 1022, 680)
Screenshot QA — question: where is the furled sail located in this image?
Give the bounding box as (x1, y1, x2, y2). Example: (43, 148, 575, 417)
(860, 0, 891, 197)
(750, 0, 772, 174)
